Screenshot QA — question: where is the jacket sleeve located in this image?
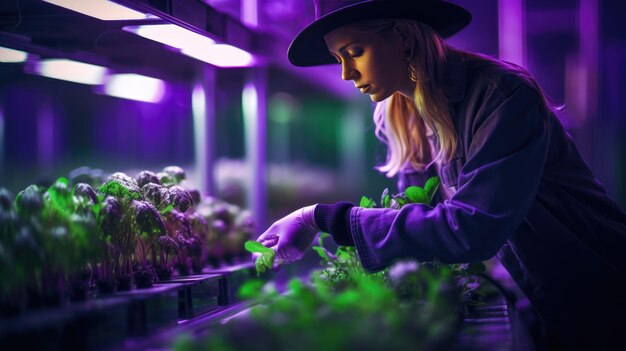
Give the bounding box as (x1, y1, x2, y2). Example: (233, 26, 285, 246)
(350, 78, 551, 272)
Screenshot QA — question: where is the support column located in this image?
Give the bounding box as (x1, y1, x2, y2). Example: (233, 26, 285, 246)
(193, 65, 217, 196)
(498, 0, 526, 66)
(243, 68, 267, 233)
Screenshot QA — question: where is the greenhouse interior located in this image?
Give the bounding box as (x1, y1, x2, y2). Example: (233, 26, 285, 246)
(1, 0, 625, 350)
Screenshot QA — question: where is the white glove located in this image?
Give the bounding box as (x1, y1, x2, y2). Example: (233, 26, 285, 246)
(255, 204, 319, 264)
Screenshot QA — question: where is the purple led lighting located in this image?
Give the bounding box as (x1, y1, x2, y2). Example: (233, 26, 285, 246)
(31, 59, 108, 85)
(182, 44, 255, 68)
(102, 73, 166, 103)
(0, 46, 27, 63)
(123, 24, 216, 50)
(124, 23, 255, 68)
(43, 0, 148, 21)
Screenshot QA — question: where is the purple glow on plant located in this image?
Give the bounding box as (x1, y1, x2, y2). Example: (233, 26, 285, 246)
(123, 24, 215, 50)
(182, 44, 255, 68)
(0, 46, 27, 63)
(31, 59, 108, 85)
(43, 0, 148, 20)
(498, 0, 526, 66)
(103, 73, 165, 103)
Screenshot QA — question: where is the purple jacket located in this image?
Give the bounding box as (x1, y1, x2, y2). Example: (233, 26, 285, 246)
(328, 51, 626, 349)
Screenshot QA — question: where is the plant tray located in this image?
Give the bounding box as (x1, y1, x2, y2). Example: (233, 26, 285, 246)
(114, 283, 184, 336)
(203, 262, 272, 305)
(156, 273, 222, 319)
(0, 296, 129, 351)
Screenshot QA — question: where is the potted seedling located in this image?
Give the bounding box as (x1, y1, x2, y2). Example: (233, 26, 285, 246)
(0, 187, 26, 316)
(153, 235, 179, 281)
(132, 200, 166, 288)
(188, 211, 209, 273)
(97, 177, 142, 291)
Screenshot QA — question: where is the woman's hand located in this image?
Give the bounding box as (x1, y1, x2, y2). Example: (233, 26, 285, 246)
(255, 205, 319, 264)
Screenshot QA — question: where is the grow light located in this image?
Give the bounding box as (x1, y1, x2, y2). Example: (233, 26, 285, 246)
(43, 0, 148, 20)
(124, 24, 254, 67)
(0, 46, 28, 63)
(123, 24, 216, 49)
(32, 59, 108, 85)
(103, 73, 165, 103)
(182, 45, 255, 68)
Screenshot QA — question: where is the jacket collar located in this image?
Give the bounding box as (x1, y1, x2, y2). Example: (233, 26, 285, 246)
(442, 49, 467, 104)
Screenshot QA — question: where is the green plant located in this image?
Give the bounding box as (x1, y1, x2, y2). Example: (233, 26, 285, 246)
(244, 241, 276, 275)
(199, 176, 489, 350)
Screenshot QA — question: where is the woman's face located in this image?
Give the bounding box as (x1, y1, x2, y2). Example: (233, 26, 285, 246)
(324, 26, 413, 102)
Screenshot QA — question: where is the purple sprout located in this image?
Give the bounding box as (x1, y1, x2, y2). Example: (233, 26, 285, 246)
(166, 186, 193, 213)
(136, 170, 160, 188)
(73, 183, 99, 205)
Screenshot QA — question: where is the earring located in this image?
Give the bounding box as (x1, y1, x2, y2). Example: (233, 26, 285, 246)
(407, 59, 417, 83)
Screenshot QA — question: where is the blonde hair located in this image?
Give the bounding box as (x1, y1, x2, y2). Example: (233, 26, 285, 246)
(345, 19, 455, 177)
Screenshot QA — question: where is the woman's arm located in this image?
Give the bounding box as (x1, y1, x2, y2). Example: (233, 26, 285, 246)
(348, 78, 551, 272)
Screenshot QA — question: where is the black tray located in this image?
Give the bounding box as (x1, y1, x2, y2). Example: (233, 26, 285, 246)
(156, 274, 222, 319)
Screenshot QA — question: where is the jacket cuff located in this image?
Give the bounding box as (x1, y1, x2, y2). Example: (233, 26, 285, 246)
(314, 202, 355, 246)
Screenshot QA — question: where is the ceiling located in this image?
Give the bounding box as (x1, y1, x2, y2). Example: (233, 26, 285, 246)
(0, 0, 358, 99)
(0, 0, 271, 83)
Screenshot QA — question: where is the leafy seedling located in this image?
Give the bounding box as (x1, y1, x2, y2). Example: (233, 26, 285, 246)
(245, 240, 276, 276)
(360, 196, 376, 208)
(424, 176, 441, 204)
(405, 186, 428, 204)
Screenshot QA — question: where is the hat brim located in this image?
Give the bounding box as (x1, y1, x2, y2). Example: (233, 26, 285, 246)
(288, 1, 471, 67)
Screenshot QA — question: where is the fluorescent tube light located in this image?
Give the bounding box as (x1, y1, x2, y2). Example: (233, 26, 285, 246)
(103, 73, 165, 103)
(0, 46, 28, 63)
(32, 59, 108, 85)
(43, 0, 148, 20)
(123, 24, 216, 49)
(182, 44, 255, 68)
(124, 24, 254, 67)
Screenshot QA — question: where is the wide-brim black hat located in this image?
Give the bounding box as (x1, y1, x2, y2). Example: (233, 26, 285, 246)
(288, 0, 471, 67)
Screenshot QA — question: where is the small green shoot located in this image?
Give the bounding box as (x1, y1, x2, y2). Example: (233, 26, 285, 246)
(360, 196, 376, 208)
(244, 240, 276, 276)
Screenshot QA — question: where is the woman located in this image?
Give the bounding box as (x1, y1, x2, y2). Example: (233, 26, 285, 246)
(256, 1, 626, 350)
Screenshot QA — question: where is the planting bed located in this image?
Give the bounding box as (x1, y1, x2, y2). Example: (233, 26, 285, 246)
(156, 273, 222, 319)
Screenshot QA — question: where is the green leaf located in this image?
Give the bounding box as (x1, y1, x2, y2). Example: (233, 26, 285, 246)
(255, 251, 275, 275)
(359, 196, 376, 208)
(424, 176, 441, 204)
(318, 232, 330, 247)
(405, 186, 428, 204)
(91, 203, 102, 217)
(312, 246, 330, 261)
(383, 194, 391, 208)
(394, 196, 407, 207)
(244, 240, 274, 254)
(237, 279, 264, 299)
(160, 204, 174, 216)
(380, 188, 390, 208)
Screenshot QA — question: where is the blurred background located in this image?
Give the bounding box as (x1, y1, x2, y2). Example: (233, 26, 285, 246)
(0, 0, 624, 232)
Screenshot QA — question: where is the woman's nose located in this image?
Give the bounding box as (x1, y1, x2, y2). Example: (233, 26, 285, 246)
(341, 62, 358, 81)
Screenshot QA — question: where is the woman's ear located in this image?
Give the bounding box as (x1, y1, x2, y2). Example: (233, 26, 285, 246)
(392, 22, 410, 52)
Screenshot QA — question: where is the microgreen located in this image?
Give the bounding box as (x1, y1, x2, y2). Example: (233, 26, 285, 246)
(245, 240, 276, 276)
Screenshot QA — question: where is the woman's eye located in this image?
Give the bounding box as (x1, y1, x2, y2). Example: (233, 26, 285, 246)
(349, 49, 363, 58)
